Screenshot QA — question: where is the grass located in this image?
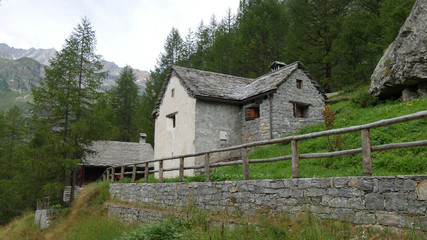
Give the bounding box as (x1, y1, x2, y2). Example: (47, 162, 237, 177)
(0, 181, 132, 240)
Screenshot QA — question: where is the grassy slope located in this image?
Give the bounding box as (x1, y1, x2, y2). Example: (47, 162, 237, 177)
(0, 91, 31, 112)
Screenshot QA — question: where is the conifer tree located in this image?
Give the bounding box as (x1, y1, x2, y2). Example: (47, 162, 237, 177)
(112, 66, 139, 142)
(31, 17, 105, 201)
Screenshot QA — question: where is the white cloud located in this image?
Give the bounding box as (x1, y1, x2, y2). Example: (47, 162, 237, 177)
(0, 0, 240, 71)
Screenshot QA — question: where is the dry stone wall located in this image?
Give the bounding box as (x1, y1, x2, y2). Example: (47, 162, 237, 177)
(109, 175, 427, 230)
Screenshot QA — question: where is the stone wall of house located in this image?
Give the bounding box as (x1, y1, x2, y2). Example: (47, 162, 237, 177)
(241, 69, 325, 143)
(271, 69, 325, 139)
(241, 97, 272, 143)
(194, 100, 242, 166)
(109, 175, 427, 230)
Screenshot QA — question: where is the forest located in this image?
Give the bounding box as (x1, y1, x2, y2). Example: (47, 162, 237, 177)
(0, 0, 416, 225)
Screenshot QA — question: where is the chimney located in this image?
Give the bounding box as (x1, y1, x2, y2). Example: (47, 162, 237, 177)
(270, 61, 286, 72)
(139, 133, 147, 143)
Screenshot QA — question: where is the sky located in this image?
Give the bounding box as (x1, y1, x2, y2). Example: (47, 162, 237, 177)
(0, 0, 240, 71)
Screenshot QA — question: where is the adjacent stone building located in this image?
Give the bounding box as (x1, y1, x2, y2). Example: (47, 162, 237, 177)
(153, 61, 325, 177)
(80, 133, 154, 184)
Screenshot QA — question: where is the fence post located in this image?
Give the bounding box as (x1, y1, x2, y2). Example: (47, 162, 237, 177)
(145, 163, 149, 183)
(205, 153, 210, 182)
(242, 147, 249, 180)
(111, 167, 115, 183)
(179, 157, 184, 182)
(159, 160, 163, 183)
(131, 164, 137, 183)
(361, 129, 372, 176)
(291, 140, 300, 178)
(120, 166, 125, 182)
(106, 168, 110, 181)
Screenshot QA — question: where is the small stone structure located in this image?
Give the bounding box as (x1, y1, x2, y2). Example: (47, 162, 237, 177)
(81, 133, 154, 183)
(153, 61, 325, 177)
(34, 209, 57, 229)
(109, 175, 427, 230)
(370, 0, 427, 100)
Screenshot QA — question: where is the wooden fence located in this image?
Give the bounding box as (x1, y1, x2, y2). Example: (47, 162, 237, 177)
(101, 110, 427, 183)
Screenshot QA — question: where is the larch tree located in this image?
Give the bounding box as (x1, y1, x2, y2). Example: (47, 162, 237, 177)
(31, 17, 105, 202)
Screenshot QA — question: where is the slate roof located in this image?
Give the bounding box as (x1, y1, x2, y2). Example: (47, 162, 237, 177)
(153, 61, 325, 116)
(82, 141, 154, 167)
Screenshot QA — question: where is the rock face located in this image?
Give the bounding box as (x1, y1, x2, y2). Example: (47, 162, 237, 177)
(369, 0, 427, 100)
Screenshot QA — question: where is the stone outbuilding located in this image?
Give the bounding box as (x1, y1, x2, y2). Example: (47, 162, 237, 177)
(152, 61, 325, 177)
(79, 133, 154, 184)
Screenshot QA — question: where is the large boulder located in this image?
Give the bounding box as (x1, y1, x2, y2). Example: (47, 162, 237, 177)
(369, 0, 427, 100)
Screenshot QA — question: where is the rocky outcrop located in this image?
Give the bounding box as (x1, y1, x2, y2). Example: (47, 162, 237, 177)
(369, 0, 427, 100)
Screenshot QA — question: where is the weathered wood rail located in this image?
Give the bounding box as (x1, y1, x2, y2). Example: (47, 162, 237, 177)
(101, 111, 427, 183)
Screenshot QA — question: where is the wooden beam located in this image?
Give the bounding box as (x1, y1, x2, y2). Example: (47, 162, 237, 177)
(242, 147, 249, 180)
(291, 140, 300, 178)
(131, 164, 137, 183)
(179, 157, 184, 182)
(120, 166, 124, 182)
(361, 129, 372, 176)
(159, 160, 163, 183)
(205, 153, 210, 182)
(145, 163, 149, 183)
(111, 168, 115, 183)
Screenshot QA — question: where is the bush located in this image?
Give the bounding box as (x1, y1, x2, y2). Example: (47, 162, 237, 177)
(117, 219, 187, 240)
(351, 91, 378, 108)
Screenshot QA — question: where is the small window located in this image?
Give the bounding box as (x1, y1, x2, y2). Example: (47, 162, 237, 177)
(245, 105, 260, 121)
(296, 80, 302, 89)
(293, 104, 308, 118)
(171, 88, 175, 97)
(166, 112, 177, 128)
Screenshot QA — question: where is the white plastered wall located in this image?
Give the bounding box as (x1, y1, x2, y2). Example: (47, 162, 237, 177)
(154, 75, 197, 178)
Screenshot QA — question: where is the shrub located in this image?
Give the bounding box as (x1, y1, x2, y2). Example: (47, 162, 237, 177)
(351, 91, 378, 108)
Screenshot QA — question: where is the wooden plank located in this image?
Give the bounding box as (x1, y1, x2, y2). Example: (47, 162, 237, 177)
(291, 140, 300, 178)
(205, 153, 210, 182)
(179, 157, 184, 182)
(111, 168, 115, 183)
(131, 164, 137, 183)
(159, 160, 163, 183)
(106, 168, 110, 180)
(145, 163, 149, 183)
(242, 147, 249, 180)
(120, 166, 125, 182)
(361, 129, 372, 176)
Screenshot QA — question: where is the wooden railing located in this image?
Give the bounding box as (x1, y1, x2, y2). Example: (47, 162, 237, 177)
(101, 111, 427, 183)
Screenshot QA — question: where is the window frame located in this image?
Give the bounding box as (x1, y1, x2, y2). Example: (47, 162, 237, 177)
(296, 79, 303, 89)
(245, 105, 260, 121)
(166, 112, 177, 128)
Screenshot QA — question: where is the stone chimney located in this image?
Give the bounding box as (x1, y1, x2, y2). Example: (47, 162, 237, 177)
(139, 133, 147, 143)
(270, 61, 286, 72)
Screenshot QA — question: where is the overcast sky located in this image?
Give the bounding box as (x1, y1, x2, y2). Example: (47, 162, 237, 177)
(0, 0, 240, 71)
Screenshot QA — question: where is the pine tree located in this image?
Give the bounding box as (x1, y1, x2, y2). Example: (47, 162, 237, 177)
(112, 66, 139, 142)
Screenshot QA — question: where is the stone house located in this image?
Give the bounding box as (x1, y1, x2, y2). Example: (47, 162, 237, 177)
(79, 133, 154, 184)
(152, 61, 325, 177)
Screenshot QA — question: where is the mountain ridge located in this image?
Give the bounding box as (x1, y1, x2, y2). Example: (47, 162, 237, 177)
(0, 43, 149, 93)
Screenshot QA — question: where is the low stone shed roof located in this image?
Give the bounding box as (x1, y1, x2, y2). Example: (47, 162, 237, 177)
(82, 141, 154, 167)
(153, 61, 325, 116)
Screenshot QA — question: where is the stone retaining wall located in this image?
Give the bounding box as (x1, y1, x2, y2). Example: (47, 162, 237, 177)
(109, 175, 427, 230)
